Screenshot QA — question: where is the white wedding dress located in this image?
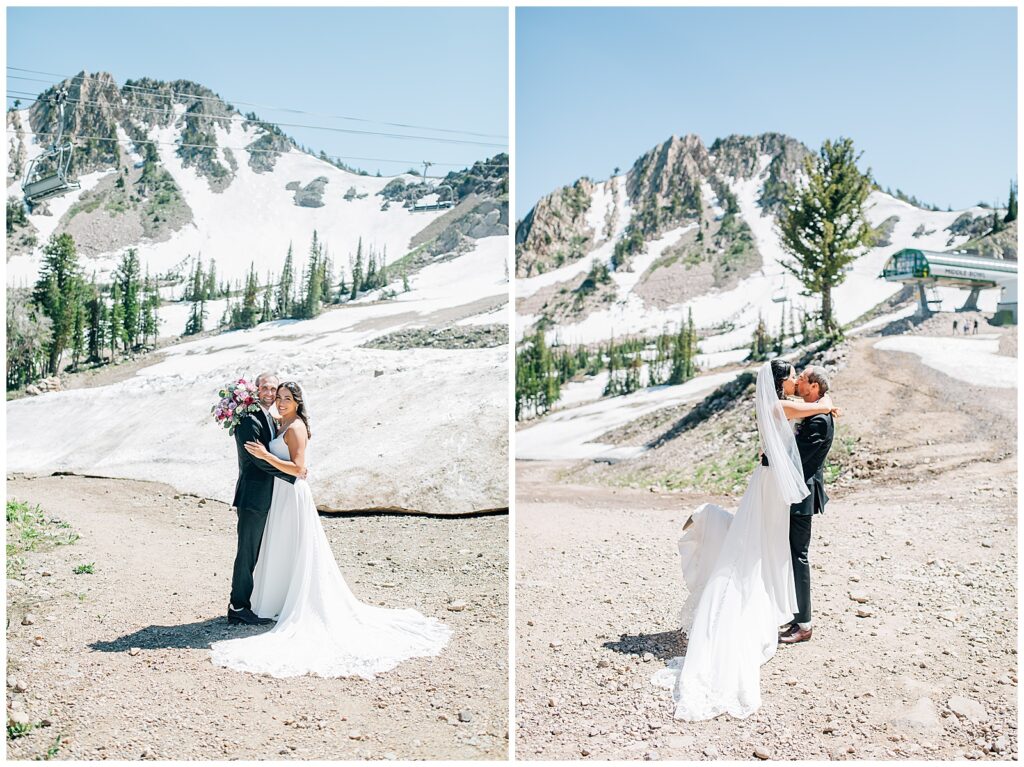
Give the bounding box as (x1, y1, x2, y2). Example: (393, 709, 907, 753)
(211, 435, 451, 678)
(651, 361, 810, 720)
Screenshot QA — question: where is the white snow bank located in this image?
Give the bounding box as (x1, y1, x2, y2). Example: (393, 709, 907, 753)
(516, 370, 739, 461)
(873, 336, 1016, 389)
(7, 239, 510, 514)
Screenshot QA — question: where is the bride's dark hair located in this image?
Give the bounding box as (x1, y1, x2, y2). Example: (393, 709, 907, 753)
(770, 358, 794, 400)
(278, 382, 311, 439)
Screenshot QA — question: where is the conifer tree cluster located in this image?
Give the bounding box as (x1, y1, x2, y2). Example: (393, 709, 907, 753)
(8, 234, 163, 386)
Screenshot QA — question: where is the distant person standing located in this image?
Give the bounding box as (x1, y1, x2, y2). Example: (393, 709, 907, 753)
(952, 319, 958, 334)
(973, 319, 980, 335)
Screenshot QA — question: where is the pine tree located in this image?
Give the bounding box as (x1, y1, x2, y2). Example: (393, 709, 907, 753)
(336, 268, 348, 302)
(302, 237, 323, 319)
(350, 239, 364, 300)
(1005, 181, 1018, 223)
(236, 263, 260, 328)
(749, 314, 771, 361)
(204, 258, 217, 299)
(109, 281, 124, 360)
(514, 329, 560, 418)
(603, 339, 622, 396)
(86, 279, 107, 362)
(260, 272, 273, 322)
(32, 233, 83, 374)
(378, 247, 388, 289)
(70, 298, 86, 369)
(667, 310, 697, 385)
(141, 270, 160, 346)
(188, 257, 204, 302)
(277, 244, 295, 318)
(116, 249, 142, 350)
(184, 297, 206, 336)
(778, 138, 872, 339)
(365, 248, 377, 291)
(402, 273, 410, 293)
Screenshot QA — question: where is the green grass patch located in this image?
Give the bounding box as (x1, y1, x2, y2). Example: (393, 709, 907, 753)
(72, 563, 95, 575)
(42, 733, 64, 759)
(7, 722, 34, 740)
(66, 195, 103, 220)
(6, 501, 79, 579)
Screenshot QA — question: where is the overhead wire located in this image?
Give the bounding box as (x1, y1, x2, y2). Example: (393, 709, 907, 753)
(7, 128, 509, 170)
(8, 79, 504, 149)
(7, 66, 508, 140)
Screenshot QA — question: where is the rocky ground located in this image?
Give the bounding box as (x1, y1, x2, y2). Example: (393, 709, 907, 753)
(6, 475, 508, 760)
(362, 323, 508, 351)
(515, 329, 1017, 760)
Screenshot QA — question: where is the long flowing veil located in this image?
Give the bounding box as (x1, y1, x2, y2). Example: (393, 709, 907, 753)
(754, 361, 810, 506)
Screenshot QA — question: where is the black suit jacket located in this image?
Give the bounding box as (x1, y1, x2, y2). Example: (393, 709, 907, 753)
(232, 408, 295, 513)
(789, 412, 834, 517)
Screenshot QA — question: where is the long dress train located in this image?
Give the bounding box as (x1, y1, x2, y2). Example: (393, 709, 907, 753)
(651, 362, 808, 720)
(211, 436, 451, 679)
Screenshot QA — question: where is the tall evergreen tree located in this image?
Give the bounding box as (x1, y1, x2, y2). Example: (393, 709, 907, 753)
(304, 232, 324, 318)
(668, 310, 697, 385)
(86, 278, 107, 362)
(364, 248, 377, 291)
(749, 314, 772, 361)
(1005, 181, 1018, 223)
(260, 272, 273, 322)
(350, 239, 364, 300)
(378, 247, 389, 289)
(278, 244, 294, 318)
(32, 233, 83, 374)
(204, 258, 218, 300)
(778, 137, 872, 339)
(141, 270, 160, 346)
(235, 263, 260, 328)
(184, 297, 206, 336)
(116, 249, 143, 350)
(188, 257, 204, 302)
(108, 281, 124, 361)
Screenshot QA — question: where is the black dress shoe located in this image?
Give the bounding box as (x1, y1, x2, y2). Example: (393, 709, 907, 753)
(227, 606, 272, 625)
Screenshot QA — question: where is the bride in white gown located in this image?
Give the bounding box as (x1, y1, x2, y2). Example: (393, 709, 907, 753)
(211, 382, 451, 679)
(651, 359, 835, 720)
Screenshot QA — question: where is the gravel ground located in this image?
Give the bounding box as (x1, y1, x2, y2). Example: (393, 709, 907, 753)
(514, 336, 1017, 761)
(6, 476, 508, 761)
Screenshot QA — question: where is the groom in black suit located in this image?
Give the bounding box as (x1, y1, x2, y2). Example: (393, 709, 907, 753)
(779, 365, 835, 645)
(227, 372, 298, 625)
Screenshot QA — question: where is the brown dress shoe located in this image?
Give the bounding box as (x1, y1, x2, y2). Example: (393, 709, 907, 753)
(779, 624, 812, 644)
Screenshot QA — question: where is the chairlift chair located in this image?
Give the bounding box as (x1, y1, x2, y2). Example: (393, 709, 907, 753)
(22, 88, 80, 206)
(771, 279, 786, 303)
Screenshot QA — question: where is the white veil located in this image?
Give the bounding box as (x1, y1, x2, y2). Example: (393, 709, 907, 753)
(755, 360, 810, 506)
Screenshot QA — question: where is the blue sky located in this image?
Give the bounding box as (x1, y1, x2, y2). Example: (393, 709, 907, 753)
(517, 7, 1017, 214)
(7, 7, 508, 177)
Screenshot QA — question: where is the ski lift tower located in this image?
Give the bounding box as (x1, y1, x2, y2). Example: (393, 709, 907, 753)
(22, 87, 81, 206)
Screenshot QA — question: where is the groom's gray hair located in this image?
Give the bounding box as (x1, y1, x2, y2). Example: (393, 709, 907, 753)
(806, 365, 830, 396)
(255, 371, 280, 387)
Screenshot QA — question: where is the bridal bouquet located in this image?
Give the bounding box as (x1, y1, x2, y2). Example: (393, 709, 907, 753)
(212, 378, 261, 435)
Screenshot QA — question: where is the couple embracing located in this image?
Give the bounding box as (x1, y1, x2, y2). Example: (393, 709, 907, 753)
(211, 372, 450, 678)
(655, 360, 837, 720)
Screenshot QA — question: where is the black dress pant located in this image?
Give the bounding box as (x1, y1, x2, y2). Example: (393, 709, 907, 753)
(789, 513, 813, 624)
(229, 506, 269, 610)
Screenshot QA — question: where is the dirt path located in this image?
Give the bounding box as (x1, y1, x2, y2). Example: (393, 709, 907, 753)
(514, 339, 1017, 761)
(6, 476, 508, 761)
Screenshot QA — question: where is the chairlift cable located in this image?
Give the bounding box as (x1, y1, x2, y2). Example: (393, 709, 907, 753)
(7, 128, 508, 170)
(7, 67, 507, 140)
